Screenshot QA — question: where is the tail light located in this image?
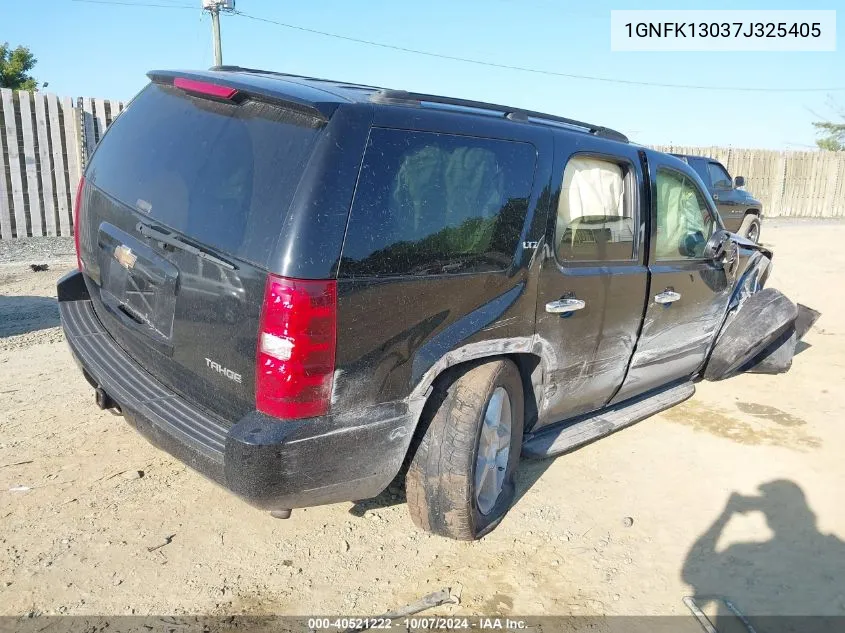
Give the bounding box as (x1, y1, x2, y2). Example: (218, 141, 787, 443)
(256, 275, 337, 419)
(73, 176, 86, 271)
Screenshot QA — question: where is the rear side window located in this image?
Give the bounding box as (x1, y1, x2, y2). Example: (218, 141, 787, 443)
(555, 156, 636, 262)
(339, 129, 537, 278)
(86, 82, 323, 264)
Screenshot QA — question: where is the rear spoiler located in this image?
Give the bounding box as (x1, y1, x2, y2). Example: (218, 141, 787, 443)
(147, 70, 333, 122)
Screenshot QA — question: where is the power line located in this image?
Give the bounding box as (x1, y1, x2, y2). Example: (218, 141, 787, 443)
(70, 0, 196, 9)
(233, 10, 845, 93)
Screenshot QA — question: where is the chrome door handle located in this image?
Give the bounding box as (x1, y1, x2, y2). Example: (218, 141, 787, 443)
(545, 298, 586, 314)
(655, 290, 681, 304)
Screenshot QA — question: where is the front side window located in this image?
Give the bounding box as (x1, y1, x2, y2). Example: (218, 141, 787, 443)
(340, 129, 537, 277)
(655, 169, 716, 261)
(708, 162, 732, 189)
(555, 156, 636, 262)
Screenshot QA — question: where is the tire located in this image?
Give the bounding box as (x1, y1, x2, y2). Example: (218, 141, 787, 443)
(406, 358, 524, 540)
(739, 214, 762, 243)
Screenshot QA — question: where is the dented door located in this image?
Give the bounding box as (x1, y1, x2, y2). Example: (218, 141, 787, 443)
(612, 154, 731, 403)
(533, 143, 648, 430)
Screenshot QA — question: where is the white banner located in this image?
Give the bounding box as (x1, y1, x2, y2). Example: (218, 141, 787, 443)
(611, 10, 836, 52)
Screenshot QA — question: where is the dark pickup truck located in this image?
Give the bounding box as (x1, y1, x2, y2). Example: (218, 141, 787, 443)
(673, 154, 763, 243)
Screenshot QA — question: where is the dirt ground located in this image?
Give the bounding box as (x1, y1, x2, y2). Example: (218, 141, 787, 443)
(1, 220, 844, 619)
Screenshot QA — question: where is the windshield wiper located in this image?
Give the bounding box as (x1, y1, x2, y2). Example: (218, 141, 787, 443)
(136, 222, 236, 270)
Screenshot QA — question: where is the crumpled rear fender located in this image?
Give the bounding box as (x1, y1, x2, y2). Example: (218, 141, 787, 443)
(702, 236, 820, 380)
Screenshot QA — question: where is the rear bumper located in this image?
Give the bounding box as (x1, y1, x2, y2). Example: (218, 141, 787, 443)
(58, 270, 418, 511)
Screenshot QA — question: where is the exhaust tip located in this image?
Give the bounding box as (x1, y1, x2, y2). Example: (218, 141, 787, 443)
(95, 387, 117, 411)
(270, 509, 292, 519)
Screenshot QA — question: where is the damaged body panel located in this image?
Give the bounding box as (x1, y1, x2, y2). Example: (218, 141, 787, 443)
(532, 138, 648, 430)
(612, 150, 735, 403)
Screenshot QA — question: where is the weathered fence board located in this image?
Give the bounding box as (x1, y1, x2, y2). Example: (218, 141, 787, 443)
(47, 93, 67, 237)
(108, 99, 123, 126)
(93, 98, 108, 147)
(62, 96, 81, 235)
(81, 97, 95, 165)
(0, 109, 10, 240)
(1, 88, 27, 239)
(18, 91, 42, 236)
(34, 93, 56, 237)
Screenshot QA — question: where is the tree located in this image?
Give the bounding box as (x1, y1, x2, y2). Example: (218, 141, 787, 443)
(812, 101, 845, 151)
(0, 43, 38, 91)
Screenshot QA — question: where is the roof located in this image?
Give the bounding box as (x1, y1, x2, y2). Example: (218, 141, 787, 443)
(148, 66, 628, 143)
(670, 153, 718, 162)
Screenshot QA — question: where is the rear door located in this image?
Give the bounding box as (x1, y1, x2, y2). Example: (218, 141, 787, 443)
(612, 152, 731, 403)
(78, 80, 325, 421)
(533, 141, 648, 430)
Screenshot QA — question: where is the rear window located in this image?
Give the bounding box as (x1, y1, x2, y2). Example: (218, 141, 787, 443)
(86, 82, 323, 264)
(339, 129, 536, 278)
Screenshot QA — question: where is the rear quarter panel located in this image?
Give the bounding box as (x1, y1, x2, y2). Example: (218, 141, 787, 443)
(331, 109, 553, 414)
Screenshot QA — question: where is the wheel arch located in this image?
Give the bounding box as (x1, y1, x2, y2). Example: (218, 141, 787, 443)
(402, 351, 541, 470)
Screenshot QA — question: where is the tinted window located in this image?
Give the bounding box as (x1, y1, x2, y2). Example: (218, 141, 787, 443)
(86, 83, 323, 264)
(555, 156, 636, 262)
(655, 169, 716, 261)
(708, 162, 732, 189)
(340, 129, 536, 277)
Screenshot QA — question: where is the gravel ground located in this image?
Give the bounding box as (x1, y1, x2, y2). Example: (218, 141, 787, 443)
(0, 221, 843, 621)
(0, 237, 76, 265)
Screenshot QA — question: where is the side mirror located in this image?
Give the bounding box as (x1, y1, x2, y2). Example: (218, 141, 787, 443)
(703, 229, 732, 266)
(734, 176, 745, 188)
(679, 230, 707, 258)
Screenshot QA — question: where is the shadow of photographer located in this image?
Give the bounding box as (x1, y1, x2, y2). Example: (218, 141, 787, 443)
(682, 480, 845, 630)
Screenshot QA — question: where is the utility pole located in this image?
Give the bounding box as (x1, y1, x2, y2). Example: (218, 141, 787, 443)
(202, 0, 235, 66)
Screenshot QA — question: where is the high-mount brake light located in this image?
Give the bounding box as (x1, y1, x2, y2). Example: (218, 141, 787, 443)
(173, 77, 239, 100)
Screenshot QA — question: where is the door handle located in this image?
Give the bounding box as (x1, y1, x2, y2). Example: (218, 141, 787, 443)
(655, 290, 681, 305)
(546, 298, 586, 314)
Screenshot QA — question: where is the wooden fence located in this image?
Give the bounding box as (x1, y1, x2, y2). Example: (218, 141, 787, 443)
(0, 89, 125, 239)
(652, 145, 845, 219)
(1, 88, 844, 239)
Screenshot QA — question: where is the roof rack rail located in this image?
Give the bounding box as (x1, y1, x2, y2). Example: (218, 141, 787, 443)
(371, 89, 628, 143)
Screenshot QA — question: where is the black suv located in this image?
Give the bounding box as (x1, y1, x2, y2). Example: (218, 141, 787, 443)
(672, 154, 763, 243)
(58, 68, 812, 540)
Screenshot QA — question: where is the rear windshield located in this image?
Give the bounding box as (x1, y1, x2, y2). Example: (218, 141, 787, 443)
(340, 129, 537, 277)
(86, 82, 323, 264)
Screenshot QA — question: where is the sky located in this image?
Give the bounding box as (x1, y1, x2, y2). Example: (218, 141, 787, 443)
(6, 0, 844, 150)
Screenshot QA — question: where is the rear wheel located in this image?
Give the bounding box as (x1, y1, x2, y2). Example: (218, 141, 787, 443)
(406, 358, 524, 540)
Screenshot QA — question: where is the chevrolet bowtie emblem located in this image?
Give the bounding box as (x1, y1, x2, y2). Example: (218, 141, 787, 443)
(114, 245, 137, 270)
